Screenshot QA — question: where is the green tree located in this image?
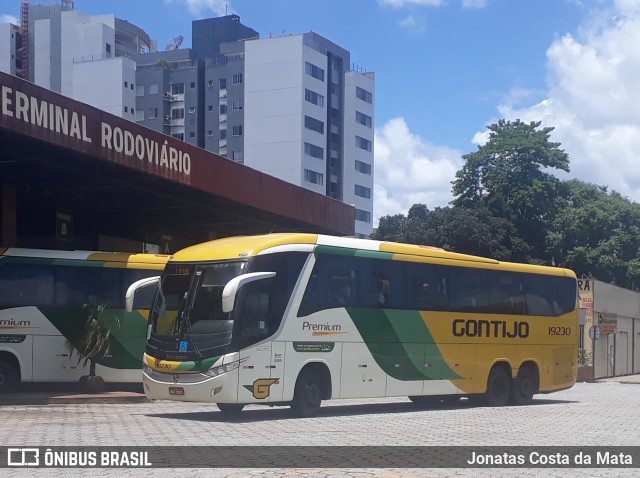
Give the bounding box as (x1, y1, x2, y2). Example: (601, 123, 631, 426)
(547, 179, 640, 287)
(452, 119, 569, 261)
(374, 204, 517, 260)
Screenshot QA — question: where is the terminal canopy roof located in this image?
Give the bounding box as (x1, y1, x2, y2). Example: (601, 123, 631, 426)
(0, 72, 354, 251)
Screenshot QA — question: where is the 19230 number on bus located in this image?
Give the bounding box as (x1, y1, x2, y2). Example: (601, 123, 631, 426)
(548, 327, 571, 336)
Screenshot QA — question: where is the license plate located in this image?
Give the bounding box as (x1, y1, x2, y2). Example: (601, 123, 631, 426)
(169, 387, 184, 396)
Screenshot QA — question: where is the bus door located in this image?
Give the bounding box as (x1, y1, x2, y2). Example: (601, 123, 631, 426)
(238, 343, 276, 403)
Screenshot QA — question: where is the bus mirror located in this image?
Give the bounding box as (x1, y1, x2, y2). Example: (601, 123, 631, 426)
(125, 276, 160, 312)
(222, 272, 276, 313)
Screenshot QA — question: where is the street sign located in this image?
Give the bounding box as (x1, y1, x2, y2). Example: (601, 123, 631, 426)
(589, 326, 601, 340)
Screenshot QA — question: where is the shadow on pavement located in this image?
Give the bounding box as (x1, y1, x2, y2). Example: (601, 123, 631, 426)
(144, 396, 578, 423)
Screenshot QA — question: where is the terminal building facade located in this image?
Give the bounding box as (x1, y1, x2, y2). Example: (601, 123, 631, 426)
(0, 4, 375, 237)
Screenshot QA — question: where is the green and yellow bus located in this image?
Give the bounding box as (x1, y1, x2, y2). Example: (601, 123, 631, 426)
(128, 234, 578, 416)
(0, 248, 169, 391)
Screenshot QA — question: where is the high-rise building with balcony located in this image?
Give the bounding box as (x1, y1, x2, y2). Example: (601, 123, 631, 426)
(134, 16, 375, 237)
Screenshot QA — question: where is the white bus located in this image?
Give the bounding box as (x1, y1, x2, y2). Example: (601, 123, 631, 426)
(0, 248, 169, 391)
(128, 233, 578, 416)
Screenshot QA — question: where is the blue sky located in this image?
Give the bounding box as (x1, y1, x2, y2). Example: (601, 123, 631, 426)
(3, 0, 639, 225)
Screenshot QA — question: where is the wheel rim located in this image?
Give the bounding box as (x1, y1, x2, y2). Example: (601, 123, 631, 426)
(305, 380, 320, 406)
(518, 370, 534, 396)
(491, 373, 508, 402)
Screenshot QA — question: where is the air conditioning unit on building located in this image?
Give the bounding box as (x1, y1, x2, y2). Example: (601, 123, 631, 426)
(164, 115, 171, 121)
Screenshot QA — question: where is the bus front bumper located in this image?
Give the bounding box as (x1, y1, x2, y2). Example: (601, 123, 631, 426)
(142, 368, 239, 403)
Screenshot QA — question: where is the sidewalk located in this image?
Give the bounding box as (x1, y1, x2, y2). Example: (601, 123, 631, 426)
(0, 383, 148, 405)
(596, 373, 640, 384)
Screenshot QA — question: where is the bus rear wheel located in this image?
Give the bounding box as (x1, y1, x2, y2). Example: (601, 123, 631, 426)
(0, 359, 18, 392)
(510, 366, 537, 405)
(217, 403, 245, 415)
(484, 366, 510, 407)
(291, 369, 322, 418)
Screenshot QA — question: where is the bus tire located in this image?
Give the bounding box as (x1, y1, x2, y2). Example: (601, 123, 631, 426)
(291, 368, 322, 418)
(484, 365, 510, 407)
(510, 365, 537, 405)
(217, 403, 245, 415)
(0, 359, 19, 392)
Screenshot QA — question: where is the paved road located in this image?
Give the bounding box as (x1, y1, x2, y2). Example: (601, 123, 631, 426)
(1, 380, 639, 477)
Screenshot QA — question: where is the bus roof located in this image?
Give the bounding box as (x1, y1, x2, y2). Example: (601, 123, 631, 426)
(168, 233, 575, 278)
(0, 247, 171, 268)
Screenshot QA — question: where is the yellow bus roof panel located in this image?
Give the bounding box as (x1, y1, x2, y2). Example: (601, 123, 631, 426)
(380, 242, 498, 265)
(171, 233, 318, 262)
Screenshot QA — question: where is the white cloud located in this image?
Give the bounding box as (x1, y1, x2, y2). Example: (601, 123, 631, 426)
(462, 0, 488, 8)
(164, 0, 233, 17)
(1, 14, 19, 25)
(495, 2, 640, 202)
(373, 117, 463, 225)
(398, 14, 426, 32)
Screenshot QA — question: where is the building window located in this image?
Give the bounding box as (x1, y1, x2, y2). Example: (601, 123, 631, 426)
(208, 105, 214, 112)
(171, 108, 185, 120)
(207, 130, 214, 136)
(172, 83, 185, 95)
(304, 142, 324, 159)
(304, 169, 324, 186)
(147, 107, 158, 119)
(232, 100, 243, 110)
(355, 160, 372, 175)
(355, 208, 371, 223)
(356, 86, 373, 104)
(304, 115, 324, 134)
(305, 89, 325, 107)
(232, 150, 244, 163)
(148, 84, 159, 95)
(219, 104, 227, 114)
(131, 83, 134, 90)
(232, 73, 243, 84)
(219, 78, 227, 89)
(189, 132, 195, 138)
(356, 136, 372, 152)
(208, 80, 214, 87)
(124, 106, 129, 113)
(124, 81, 128, 88)
(172, 133, 184, 141)
(190, 82, 196, 88)
(232, 125, 243, 136)
(356, 111, 373, 128)
(188, 107, 196, 113)
(305, 62, 325, 81)
(355, 184, 372, 199)
(106, 43, 111, 54)
(220, 129, 227, 140)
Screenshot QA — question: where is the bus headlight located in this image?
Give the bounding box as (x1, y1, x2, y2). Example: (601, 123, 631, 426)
(202, 360, 239, 378)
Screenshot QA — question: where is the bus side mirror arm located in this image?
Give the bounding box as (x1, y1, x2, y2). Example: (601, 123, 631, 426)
(222, 272, 276, 313)
(125, 276, 160, 312)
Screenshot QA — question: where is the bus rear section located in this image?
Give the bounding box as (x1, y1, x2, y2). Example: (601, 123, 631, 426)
(0, 248, 169, 391)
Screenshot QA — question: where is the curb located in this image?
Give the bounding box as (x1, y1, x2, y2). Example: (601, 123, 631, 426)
(0, 393, 149, 406)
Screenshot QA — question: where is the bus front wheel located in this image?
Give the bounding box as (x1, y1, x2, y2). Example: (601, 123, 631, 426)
(291, 368, 322, 418)
(217, 403, 245, 415)
(0, 359, 18, 392)
(484, 366, 510, 407)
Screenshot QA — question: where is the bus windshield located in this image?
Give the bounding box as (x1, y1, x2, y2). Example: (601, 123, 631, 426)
(146, 252, 309, 361)
(147, 261, 247, 358)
